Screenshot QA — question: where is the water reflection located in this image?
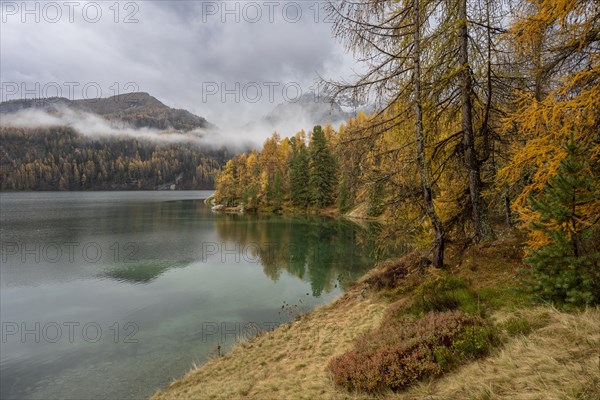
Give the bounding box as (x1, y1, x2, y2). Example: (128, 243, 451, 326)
(0, 192, 387, 400)
(213, 214, 379, 296)
(99, 260, 190, 284)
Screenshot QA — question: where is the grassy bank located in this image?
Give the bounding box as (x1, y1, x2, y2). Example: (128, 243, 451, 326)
(152, 232, 599, 400)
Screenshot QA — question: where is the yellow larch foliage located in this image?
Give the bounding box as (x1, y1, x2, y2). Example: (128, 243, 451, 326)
(499, 0, 599, 248)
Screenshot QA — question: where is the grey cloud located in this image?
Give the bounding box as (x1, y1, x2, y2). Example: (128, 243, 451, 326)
(0, 107, 211, 145)
(1, 0, 357, 142)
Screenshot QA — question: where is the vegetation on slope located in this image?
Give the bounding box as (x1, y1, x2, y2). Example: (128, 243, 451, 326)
(0, 92, 225, 190)
(152, 235, 599, 399)
(189, 0, 599, 396)
(0, 127, 229, 190)
(213, 0, 599, 305)
(0, 92, 213, 131)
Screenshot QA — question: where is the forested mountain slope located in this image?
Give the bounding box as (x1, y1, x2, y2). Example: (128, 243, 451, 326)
(0, 93, 228, 190)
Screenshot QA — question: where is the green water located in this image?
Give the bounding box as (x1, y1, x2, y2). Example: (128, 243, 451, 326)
(0, 191, 381, 399)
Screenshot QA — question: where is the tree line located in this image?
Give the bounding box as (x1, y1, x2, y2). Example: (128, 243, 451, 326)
(213, 213, 381, 297)
(0, 127, 229, 191)
(214, 125, 338, 210)
(215, 0, 599, 305)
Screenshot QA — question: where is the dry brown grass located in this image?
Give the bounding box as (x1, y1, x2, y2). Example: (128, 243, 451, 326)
(151, 280, 389, 400)
(446, 234, 527, 289)
(401, 306, 600, 400)
(152, 236, 600, 400)
(152, 303, 599, 400)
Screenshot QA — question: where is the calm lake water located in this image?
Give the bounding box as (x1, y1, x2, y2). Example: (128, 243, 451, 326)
(0, 191, 380, 399)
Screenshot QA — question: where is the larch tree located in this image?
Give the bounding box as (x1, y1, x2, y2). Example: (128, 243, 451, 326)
(497, 0, 600, 303)
(290, 132, 311, 207)
(309, 125, 337, 208)
(324, 0, 448, 266)
(498, 0, 599, 239)
(458, 0, 494, 241)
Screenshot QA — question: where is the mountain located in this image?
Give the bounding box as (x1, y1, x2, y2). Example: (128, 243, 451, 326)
(263, 92, 350, 127)
(0, 92, 215, 131)
(243, 93, 353, 136)
(0, 93, 229, 191)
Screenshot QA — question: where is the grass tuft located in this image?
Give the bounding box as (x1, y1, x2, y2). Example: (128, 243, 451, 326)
(151, 235, 600, 400)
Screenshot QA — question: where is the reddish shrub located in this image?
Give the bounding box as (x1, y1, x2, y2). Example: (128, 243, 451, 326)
(329, 310, 493, 392)
(365, 261, 409, 291)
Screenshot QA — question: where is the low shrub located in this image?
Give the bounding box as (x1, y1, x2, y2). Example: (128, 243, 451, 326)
(502, 316, 533, 336)
(499, 310, 551, 337)
(408, 275, 483, 316)
(364, 252, 431, 293)
(451, 325, 499, 358)
(365, 260, 409, 291)
(329, 310, 498, 392)
(476, 285, 534, 310)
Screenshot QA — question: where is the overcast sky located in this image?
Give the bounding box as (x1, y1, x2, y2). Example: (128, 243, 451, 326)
(0, 0, 358, 133)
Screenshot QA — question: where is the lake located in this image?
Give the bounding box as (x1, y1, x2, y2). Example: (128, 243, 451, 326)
(0, 191, 381, 399)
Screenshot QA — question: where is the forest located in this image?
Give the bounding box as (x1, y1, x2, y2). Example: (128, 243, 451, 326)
(0, 127, 229, 190)
(214, 0, 599, 306)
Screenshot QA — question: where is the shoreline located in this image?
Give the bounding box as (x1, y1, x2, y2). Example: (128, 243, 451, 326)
(151, 234, 600, 399)
(208, 201, 385, 222)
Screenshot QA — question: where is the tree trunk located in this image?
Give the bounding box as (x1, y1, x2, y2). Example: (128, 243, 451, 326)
(504, 189, 513, 227)
(459, 0, 493, 242)
(414, 0, 445, 267)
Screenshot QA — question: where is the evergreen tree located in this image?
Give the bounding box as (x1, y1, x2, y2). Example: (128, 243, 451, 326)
(524, 137, 600, 305)
(337, 174, 352, 213)
(367, 180, 385, 217)
(308, 126, 337, 208)
(290, 139, 310, 207)
(273, 169, 284, 211)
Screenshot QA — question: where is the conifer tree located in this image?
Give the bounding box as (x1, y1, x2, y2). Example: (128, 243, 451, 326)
(337, 174, 352, 213)
(273, 169, 284, 211)
(524, 137, 600, 305)
(367, 180, 385, 217)
(290, 138, 310, 207)
(309, 126, 337, 208)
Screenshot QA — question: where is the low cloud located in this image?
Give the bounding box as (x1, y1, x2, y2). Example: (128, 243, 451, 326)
(0, 1, 358, 136)
(0, 96, 359, 151)
(0, 107, 222, 147)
